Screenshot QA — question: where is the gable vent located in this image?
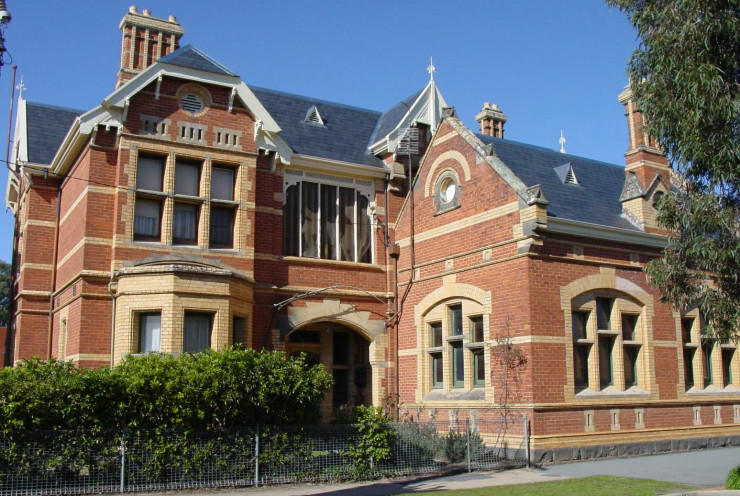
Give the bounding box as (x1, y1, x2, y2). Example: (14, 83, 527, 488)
(305, 105, 324, 125)
(181, 93, 204, 114)
(554, 162, 579, 186)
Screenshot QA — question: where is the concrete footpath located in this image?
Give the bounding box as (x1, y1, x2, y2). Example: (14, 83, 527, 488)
(135, 446, 740, 495)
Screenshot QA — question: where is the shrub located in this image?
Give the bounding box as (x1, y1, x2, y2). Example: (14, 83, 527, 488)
(727, 466, 740, 490)
(345, 405, 396, 469)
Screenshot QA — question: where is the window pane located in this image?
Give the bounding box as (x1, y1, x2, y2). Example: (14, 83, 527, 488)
(137, 156, 164, 191)
(624, 345, 639, 388)
(173, 202, 198, 244)
(357, 194, 372, 263)
(320, 185, 337, 259)
(681, 318, 694, 344)
(430, 322, 442, 347)
(572, 311, 588, 340)
(599, 336, 614, 388)
(596, 298, 612, 330)
(471, 316, 484, 342)
(175, 160, 201, 196)
(723, 348, 734, 387)
(333, 332, 349, 365)
(210, 207, 234, 248)
(134, 198, 161, 239)
(450, 305, 462, 336)
(622, 314, 638, 341)
(684, 348, 695, 388)
(431, 352, 443, 388)
(452, 341, 464, 387)
(283, 184, 299, 256)
(301, 182, 318, 258)
(211, 166, 234, 201)
(139, 313, 161, 353)
(338, 187, 355, 261)
(184, 313, 211, 353)
(702, 340, 714, 387)
(473, 349, 485, 387)
(233, 316, 247, 346)
(574, 343, 590, 388)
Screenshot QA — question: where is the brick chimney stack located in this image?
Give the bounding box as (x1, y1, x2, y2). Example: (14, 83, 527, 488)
(475, 102, 507, 138)
(116, 6, 184, 88)
(617, 84, 672, 233)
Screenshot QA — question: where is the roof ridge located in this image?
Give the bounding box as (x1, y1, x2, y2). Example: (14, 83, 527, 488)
(250, 85, 382, 115)
(26, 101, 85, 114)
(158, 43, 237, 77)
(478, 133, 624, 170)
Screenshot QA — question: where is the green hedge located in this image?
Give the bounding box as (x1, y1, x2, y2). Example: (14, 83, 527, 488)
(0, 348, 333, 433)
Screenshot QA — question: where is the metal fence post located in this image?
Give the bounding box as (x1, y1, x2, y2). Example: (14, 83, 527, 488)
(254, 424, 260, 488)
(120, 428, 127, 492)
(524, 416, 530, 469)
(466, 418, 471, 473)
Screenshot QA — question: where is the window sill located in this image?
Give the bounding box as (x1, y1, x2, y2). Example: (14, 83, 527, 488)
(623, 340, 642, 346)
(686, 385, 740, 395)
(445, 335, 464, 343)
(280, 256, 382, 271)
(434, 204, 461, 217)
(575, 385, 649, 398)
(465, 342, 484, 350)
(423, 388, 486, 402)
(597, 330, 619, 336)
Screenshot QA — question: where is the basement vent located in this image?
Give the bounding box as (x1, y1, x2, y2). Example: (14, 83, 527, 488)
(554, 162, 579, 186)
(305, 105, 324, 125)
(181, 93, 205, 114)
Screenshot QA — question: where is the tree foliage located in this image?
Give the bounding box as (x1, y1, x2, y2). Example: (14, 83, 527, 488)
(0, 260, 10, 327)
(607, 0, 740, 339)
(0, 348, 333, 433)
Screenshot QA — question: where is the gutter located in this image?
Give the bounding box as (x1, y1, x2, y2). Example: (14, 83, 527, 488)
(543, 217, 668, 249)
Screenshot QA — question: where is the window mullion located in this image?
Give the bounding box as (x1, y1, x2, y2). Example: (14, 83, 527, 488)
(316, 183, 320, 257)
(335, 186, 340, 260)
(298, 182, 302, 256)
(353, 190, 358, 262)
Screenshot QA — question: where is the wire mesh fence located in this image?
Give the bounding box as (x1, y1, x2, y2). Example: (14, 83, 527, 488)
(0, 417, 528, 495)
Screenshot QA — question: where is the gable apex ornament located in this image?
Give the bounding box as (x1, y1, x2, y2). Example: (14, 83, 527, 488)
(619, 172, 645, 202)
(441, 106, 457, 119)
(524, 184, 550, 206)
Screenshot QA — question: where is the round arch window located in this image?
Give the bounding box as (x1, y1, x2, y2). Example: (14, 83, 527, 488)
(439, 177, 457, 204)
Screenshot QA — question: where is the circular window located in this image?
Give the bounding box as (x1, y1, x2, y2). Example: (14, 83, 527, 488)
(440, 177, 457, 204)
(181, 93, 205, 114)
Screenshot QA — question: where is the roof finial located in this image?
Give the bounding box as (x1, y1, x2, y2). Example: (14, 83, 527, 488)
(427, 57, 435, 82)
(16, 75, 26, 99)
(559, 129, 566, 154)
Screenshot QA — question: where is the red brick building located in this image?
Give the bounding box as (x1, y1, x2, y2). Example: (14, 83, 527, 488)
(5, 7, 739, 461)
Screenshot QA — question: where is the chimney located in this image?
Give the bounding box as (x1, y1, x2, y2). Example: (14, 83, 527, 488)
(617, 84, 672, 233)
(475, 102, 507, 138)
(116, 6, 184, 88)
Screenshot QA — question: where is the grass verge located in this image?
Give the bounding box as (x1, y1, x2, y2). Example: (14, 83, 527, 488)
(401, 475, 701, 496)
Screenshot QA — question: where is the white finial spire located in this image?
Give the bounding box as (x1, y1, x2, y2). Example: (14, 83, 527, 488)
(16, 76, 26, 99)
(559, 130, 566, 154)
(427, 57, 435, 82)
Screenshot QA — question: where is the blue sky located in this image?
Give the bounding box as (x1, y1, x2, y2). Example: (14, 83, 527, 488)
(0, 1, 639, 263)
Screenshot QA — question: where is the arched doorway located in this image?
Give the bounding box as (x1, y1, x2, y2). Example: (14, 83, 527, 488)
(286, 322, 372, 419)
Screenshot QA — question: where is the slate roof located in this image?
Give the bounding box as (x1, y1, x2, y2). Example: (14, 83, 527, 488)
(158, 44, 237, 77)
(368, 88, 424, 146)
(25, 102, 83, 165)
(479, 134, 638, 231)
(250, 87, 385, 168)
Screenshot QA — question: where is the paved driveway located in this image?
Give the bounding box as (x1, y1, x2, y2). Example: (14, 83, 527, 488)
(543, 446, 740, 487)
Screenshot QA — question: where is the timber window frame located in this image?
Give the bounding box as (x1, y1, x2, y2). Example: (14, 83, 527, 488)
(133, 152, 241, 251)
(137, 311, 162, 353)
(681, 312, 738, 391)
(282, 172, 374, 264)
(183, 311, 213, 353)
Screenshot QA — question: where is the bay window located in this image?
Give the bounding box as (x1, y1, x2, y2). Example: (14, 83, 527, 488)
(134, 155, 166, 241)
(183, 312, 212, 353)
(283, 180, 372, 263)
(138, 312, 161, 353)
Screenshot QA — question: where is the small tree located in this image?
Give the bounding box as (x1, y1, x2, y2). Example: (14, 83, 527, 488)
(607, 0, 740, 340)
